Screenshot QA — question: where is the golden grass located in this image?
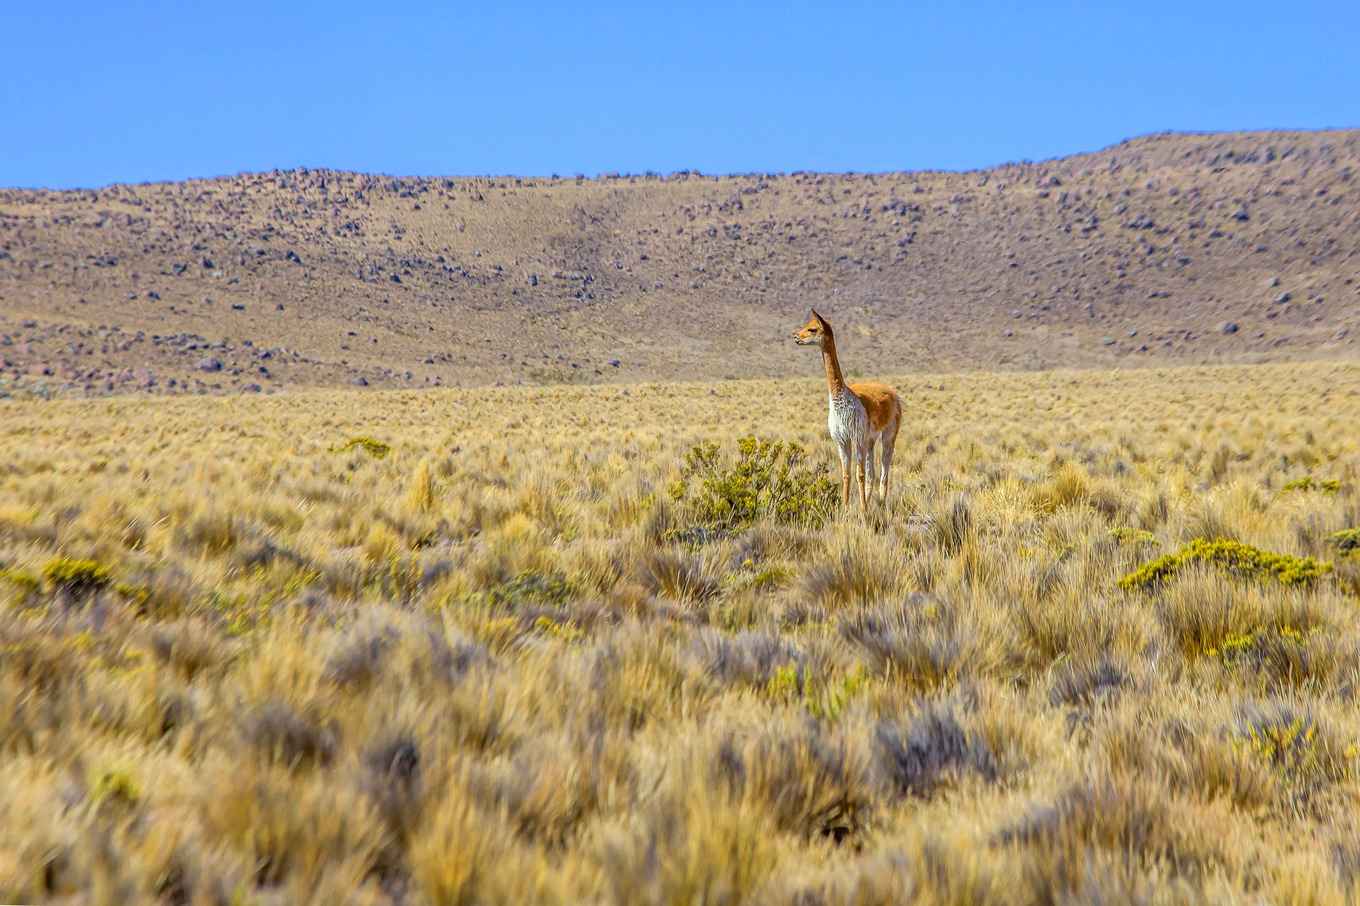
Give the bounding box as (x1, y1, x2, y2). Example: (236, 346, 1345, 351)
(1, 360, 1359, 903)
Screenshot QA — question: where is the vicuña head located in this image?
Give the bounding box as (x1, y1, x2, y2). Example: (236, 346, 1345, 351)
(793, 308, 903, 509)
(793, 309, 833, 349)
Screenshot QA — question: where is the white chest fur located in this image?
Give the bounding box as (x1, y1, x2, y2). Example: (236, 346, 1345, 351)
(828, 388, 867, 449)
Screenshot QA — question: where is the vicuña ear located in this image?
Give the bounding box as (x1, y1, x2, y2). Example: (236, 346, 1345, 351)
(811, 308, 829, 328)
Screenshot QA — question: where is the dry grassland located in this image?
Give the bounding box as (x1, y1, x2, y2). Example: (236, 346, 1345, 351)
(2, 361, 1360, 904)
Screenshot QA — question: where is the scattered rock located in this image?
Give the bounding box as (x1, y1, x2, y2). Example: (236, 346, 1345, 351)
(1274, 292, 1291, 304)
(352, 376, 369, 386)
(240, 383, 262, 393)
(1101, 338, 1115, 346)
(196, 356, 223, 372)
(1217, 321, 1239, 334)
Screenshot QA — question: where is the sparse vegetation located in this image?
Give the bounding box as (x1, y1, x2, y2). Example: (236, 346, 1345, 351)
(0, 362, 1359, 903)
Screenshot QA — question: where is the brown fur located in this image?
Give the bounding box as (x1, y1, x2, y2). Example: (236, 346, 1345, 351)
(794, 310, 903, 507)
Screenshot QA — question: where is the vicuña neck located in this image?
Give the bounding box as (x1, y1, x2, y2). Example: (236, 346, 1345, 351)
(821, 339, 847, 397)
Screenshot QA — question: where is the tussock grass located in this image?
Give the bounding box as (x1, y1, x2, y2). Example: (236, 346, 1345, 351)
(0, 361, 1359, 902)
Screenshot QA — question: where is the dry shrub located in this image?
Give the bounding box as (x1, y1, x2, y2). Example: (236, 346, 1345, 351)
(585, 625, 712, 730)
(998, 776, 1228, 897)
(1049, 655, 1133, 709)
(472, 512, 555, 585)
(644, 549, 720, 603)
(1099, 716, 1275, 813)
(146, 617, 239, 680)
(409, 783, 547, 906)
(243, 700, 338, 769)
(800, 541, 907, 608)
(1150, 571, 1269, 658)
(691, 628, 806, 689)
(1037, 462, 1091, 512)
(1014, 589, 1143, 668)
(931, 498, 975, 554)
(118, 564, 198, 620)
(1166, 730, 1276, 812)
(875, 701, 999, 799)
(824, 840, 1012, 906)
(361, 734, 424, 845)
(172, 508, 252, 557)
(405, 456, 438, 513)
(598, 765, 778, 906)
(842, 597, 1016, 692)
(1236, 700, 1353, 807)
(715, 722, 873, 841)
(202, 763, 388, 898)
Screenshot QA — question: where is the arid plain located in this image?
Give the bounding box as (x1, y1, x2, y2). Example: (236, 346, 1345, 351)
(2, 360, 1360, 904)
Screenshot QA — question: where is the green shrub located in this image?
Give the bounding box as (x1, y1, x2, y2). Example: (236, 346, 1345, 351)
(765, 663, 870, 724)
(43, 557, 111, 595)
(0, 566, 41, 594)
(1118, 539, 1331, 591)
(668, 437, 838, 534)
(470, 570, 575, 609)
(331, 435, 392, 458)
(89, 766, 140, 807)
(1330, 529, 1360, 556)
(1280, 476, 1342, 495)
(1108, 527, 1157, 547)
(1210, 626, 1315, 685)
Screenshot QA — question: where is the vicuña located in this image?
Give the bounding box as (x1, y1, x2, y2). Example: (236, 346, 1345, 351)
(794, 310, 903, 508)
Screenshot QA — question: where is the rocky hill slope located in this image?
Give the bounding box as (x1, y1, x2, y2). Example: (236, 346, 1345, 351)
(1, 129, 1357, 394)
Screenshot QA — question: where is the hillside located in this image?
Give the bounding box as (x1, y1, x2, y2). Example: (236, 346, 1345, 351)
(1, 129, 1358, 394)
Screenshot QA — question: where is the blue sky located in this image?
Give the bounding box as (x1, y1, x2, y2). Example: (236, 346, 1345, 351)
(4, 1, 1358, 188)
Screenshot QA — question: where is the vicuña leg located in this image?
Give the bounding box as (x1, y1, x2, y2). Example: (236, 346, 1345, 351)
(837, 442, 853, 507)
(879, 420, 899, 505)
(865, 441, 877, 507)
(856, 450, 868, 509)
